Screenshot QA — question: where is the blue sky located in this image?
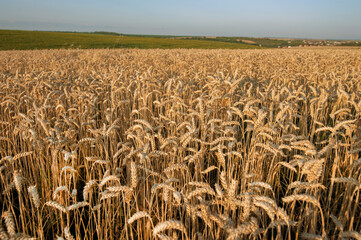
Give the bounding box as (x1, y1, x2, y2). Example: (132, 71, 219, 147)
(1, 0, 361, 39)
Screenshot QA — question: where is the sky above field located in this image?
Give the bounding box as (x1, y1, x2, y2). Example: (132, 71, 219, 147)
(1, 0, 361, 40)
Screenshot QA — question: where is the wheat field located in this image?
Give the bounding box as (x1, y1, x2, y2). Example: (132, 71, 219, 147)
(0, 48, 360, 239)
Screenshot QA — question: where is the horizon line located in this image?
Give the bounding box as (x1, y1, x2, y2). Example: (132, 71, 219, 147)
(1, 28, 360, 42)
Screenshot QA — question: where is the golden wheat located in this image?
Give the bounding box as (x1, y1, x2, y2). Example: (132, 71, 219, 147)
(0, 48, 360, 239)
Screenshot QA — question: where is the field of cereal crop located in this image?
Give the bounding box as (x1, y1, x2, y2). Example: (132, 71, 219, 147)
(0, 30, 261, 50)
(0, 48, 360, 239)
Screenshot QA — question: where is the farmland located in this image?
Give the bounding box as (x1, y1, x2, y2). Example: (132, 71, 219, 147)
(0, 48, 361, 239)
(2, 30, 360, 51)
(0, 30, 261, 50)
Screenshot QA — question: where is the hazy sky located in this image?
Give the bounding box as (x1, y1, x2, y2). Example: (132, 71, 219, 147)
(1, 0, 361, 40)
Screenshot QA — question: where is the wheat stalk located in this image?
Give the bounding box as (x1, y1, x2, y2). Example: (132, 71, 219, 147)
(153, 220, 187, 237)
(45, 201, 67, 213)
(28, 185, 40, 208)
(128, 211, 151, 225)
(2, 210, 16, 235)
